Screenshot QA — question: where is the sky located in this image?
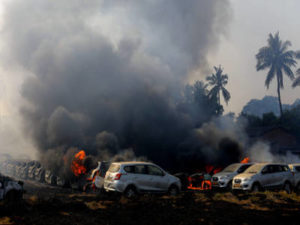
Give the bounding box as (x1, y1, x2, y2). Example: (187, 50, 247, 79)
(207, 0, 300, 113)
(0, 0, 299, 157)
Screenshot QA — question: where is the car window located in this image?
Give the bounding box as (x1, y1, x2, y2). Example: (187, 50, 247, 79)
(273, 165, 282, 173)
(222, 164, 240, 173)
(147, 165, 164, 176)
(108, 164, 120, 172)
(134, 165, 147, 174)
(237, 165, 251, 173)
(261, 165, 270, 174)
(295, 166, 300, 172)
(124, 166, 135, 173)
(281, 165, 290, 172)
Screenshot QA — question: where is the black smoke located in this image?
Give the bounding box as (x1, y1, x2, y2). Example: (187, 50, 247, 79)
(2, 0, 234, 173)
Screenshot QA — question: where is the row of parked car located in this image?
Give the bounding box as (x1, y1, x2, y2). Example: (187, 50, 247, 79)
(2, 159, 300, 198)
(103, 161, 300, 198)
(0, 160, 68, 187)
(212, 162, 300, 193)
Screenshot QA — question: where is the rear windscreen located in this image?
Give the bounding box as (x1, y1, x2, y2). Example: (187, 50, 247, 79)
(108, 164, 120, 172)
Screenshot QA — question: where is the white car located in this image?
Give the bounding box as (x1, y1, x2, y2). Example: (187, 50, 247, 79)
(233, 163, 294, 193)
(289, 163, 300, 192)
(104, 162, 181, 198)
(211, 163, 252, 190)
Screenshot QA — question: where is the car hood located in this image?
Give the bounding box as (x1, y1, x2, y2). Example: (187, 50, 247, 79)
(234, 173, 256, 180)
(213, 172, 236, 178)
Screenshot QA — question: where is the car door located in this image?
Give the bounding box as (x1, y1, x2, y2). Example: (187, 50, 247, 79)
(294, 166, 300, 185)
(146, 165, 169, 192)
(132, 165, 150, 192)
(260, 165, 275, 189)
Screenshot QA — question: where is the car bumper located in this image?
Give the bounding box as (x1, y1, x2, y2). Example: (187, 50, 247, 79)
(211, 180, 230, 188)
(104, 180, 125, 193)
(232, 181, 252, 191)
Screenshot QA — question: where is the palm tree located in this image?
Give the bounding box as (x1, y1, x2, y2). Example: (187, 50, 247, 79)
(256, 32, 297, 117)
(206, 65, 231, 106)
(292, 51, 300, 88)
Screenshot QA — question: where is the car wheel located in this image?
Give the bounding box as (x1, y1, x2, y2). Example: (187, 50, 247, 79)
(124, 186, 137, 199)
(283, 182, 291, 194)
(168, 185, 179, 196)
(226, 180, 233, 191)
(252, 183, 260, 192)
(295, 183, 300, 193)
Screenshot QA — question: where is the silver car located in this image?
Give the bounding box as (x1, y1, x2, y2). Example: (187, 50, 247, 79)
(211, 163, 252, 190)
(104, 162, 181, 198)
(289, 164, 300, 192)
(233, 163, 294, 193)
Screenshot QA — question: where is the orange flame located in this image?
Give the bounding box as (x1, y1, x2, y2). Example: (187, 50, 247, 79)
(187, 165, 222, 191)
(71, 150, 87, 176)
(240, 157, 250, 164)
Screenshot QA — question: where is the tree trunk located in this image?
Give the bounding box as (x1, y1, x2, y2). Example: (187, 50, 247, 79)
(277, 75, 283, 117)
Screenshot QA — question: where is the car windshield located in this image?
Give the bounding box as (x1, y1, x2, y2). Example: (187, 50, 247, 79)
(244, 164, 264, 174)
(108, 164, 120, 173)
(222, 164, 240, 173)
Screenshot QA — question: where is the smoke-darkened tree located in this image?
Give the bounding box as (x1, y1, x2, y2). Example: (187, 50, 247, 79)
(256, 32, 297, 117)
(177, 81, 222, 128)
(206, 66, 231, 114)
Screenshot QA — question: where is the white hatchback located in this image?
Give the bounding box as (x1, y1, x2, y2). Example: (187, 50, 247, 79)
(104, 162, 181, 198)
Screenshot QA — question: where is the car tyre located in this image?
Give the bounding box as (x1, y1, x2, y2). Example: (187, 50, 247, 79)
(124, 186, 137, 199)
(251, 183, 260, 192)
(283, 182, 291, 194)
(226, 180, 233, 192)
(168, 185, 179, 196)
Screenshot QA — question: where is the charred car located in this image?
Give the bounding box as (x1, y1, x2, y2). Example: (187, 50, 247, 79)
(27, 161, 41, 180)
(0, 173, 24, 202)
(34, 166, 46, 183)
(45, 170, 57, 186)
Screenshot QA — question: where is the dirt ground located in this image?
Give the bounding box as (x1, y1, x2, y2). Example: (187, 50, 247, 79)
(1, 181, 300, 225)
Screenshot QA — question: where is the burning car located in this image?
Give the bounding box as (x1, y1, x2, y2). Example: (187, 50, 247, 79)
(211, 163, 253, 190)
(186, 165, 222, 191)
(0, 173, 24, 203)
(84, 161, 110, 192)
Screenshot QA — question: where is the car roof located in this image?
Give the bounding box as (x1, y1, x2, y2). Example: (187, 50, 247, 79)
(250, 162, 288, 166)
(111, 161, 154, 166)
(289, 163, 300, 166)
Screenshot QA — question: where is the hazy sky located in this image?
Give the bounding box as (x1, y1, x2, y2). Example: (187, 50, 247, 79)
(207, 0, 300, 113)
(0, 0, 300, 157)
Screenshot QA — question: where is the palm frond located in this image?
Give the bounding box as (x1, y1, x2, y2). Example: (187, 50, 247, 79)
(265, 65, 275, 88)
(292, 76, 300, 88)
(221, 87, 231, 105)
(282, 64, 295, 80)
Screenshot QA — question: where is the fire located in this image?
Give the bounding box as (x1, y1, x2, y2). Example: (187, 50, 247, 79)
(71, 150, 87, 176)
(187, 165, 222, 191)
(240, 157, 250, 163)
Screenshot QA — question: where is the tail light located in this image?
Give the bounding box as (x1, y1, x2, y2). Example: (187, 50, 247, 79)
(114, 173, 123, 180)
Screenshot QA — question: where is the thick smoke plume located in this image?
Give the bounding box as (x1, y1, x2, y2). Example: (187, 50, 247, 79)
(2, 0, 232, 173)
